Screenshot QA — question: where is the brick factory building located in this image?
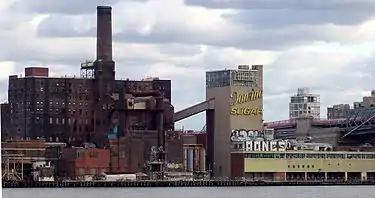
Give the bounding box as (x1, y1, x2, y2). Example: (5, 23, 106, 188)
(60, 147, 110, 180)
(1, 6, 177, 174)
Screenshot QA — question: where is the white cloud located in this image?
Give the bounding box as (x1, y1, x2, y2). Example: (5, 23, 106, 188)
(1, 0, 375, 130)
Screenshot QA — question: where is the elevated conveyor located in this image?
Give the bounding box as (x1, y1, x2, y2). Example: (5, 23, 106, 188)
(173, 98, 215, 122)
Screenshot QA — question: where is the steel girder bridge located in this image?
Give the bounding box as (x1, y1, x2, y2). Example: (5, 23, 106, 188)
(340, 107, 375, 138)
(311, 107, 375, 143)
(270, 108, 375, 141)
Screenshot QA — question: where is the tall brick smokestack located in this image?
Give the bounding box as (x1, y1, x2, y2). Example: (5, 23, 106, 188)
(96, 6, 112, 61)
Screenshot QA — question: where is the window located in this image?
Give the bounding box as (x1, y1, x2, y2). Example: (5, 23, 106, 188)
(89, 151, 98, 158)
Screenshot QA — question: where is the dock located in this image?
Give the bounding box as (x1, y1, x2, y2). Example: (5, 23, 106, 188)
(3, 180, 375, 188)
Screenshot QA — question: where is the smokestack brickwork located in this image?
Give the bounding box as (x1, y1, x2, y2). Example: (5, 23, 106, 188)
(96, 6, 113, 61)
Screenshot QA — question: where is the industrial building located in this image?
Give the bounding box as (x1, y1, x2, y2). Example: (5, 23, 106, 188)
(1, 6, 173, 143)
(0, 5, 268, 180)
(205, 64, 263, 177)
(289, 88, 320, 119)
(0, 6, 178, 175)
(60, 147, 110, 180)
(231, 150, 375, 180)
(229, 130, 375, 180)
(1, 140, 65, 181)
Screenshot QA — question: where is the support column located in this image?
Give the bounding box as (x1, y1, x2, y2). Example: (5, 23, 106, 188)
(361, 172, 367, 181)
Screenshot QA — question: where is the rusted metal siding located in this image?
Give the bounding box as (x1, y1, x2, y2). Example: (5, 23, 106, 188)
(166, 133, 184, 164)
(108, 137, 129, 173)
(230, 152, 244, 179)
(1, 140, 45, 149)
(1, 140, 46, 164)
(196, 133, 207, 149)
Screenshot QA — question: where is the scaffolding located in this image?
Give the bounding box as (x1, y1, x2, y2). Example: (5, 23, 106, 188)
(2, 152, 24, 181)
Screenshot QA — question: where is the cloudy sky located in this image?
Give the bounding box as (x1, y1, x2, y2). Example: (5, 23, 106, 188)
(1, 0, 375, 130)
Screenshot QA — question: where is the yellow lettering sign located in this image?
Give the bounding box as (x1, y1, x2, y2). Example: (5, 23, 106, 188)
(230, 107, 263, 115)
(230, 90, 262, 106)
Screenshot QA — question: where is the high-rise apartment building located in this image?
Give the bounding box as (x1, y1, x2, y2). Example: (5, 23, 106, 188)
(205, 65, 263, 177)
(289, 88, 320, 119)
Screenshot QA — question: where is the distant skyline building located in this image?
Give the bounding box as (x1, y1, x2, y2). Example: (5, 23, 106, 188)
(327, 90, 375, 119)
(289, 88, 320, 119)
(361, 90, 375, 108)
(327, 104, 351, 119)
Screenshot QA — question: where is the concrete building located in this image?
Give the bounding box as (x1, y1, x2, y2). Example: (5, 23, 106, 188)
(327, 104, 351, 119)
(205, 64, 263, 177)
(289, 88, 320, 119)
(354, 102, 364, 109)
(361, 90, 375, 108)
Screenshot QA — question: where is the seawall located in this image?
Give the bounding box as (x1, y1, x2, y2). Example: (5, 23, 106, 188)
(3, 180, 375, 188)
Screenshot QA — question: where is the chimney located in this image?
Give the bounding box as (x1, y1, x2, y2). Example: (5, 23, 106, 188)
(96, 6, 113, 61)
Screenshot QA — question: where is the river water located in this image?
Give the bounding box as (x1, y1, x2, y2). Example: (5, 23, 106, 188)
(3, 186, 374, 198)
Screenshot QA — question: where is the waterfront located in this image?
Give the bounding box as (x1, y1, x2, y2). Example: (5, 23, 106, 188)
(3, 186, 375, 198)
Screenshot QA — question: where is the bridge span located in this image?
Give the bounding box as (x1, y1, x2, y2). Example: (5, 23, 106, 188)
(265, 108, 375, 146)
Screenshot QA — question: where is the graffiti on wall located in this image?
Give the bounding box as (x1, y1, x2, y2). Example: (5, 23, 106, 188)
(231, 129, 264, 141)
(244, 140, 292, 151)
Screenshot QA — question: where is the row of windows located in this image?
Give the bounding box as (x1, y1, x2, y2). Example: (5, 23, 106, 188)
(76, 151, 99, 158)
(245, 153, 375, 159)
(288, 165, 315, 169)
(12, 101, 90, 107)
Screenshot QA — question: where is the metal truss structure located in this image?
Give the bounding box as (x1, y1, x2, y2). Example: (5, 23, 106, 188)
(80, 61, 95, 79)
(342, 107, 375, 138)
(2, 152, 24, 181)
